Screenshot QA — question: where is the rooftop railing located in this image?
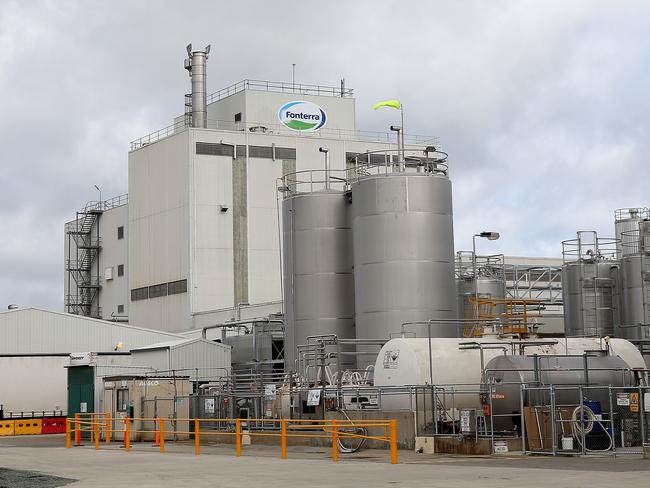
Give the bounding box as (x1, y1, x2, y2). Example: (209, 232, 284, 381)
(206, 79, 354, 104)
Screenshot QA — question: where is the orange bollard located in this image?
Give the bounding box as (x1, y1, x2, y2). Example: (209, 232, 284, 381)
(194, 419, 200, 456)
(281, 420, 287, 460)
(332, 419, 339, 463)
(235, 419, 241, 457)
(160, 419, 165, 453)
(390, 419, 398, 465)
(65, 419, 71, 449)
(124, 417, 131, 451)
(154, 418, 160, 447)
(94, 421, 100, 450)
(75, 414, 81, 446)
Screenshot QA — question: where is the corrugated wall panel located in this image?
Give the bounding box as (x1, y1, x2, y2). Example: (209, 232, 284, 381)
(169, 340, 231, 380)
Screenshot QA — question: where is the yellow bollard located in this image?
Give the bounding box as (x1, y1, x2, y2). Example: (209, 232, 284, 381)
(75, 414, 81, 446)
(281, 420, 287, 460)
(105, 413, 111, 444)
(194, 419, 200, 456)
(235, 419, 241, 457)
(160, 419, 165, 453)
(94, 421, 100, 450)
(65, 419, 71, 449)
(125, 417, 131, 451)
(390, 419, 398, 465)
(332, 419, 339, 463)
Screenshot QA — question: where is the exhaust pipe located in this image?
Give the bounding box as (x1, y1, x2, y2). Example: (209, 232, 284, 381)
(184, 43, 211, 128)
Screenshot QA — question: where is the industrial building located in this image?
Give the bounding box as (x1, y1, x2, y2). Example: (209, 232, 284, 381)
(27, 44, 650, 455)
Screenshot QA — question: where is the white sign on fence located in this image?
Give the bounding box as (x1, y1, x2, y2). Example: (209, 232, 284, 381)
(205, 398, 215, 414)
(307, 389, 321, 406)
(616, 393, 630, 406)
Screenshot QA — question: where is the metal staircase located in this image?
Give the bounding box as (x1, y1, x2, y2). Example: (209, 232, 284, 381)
(65, 203, 103, 318)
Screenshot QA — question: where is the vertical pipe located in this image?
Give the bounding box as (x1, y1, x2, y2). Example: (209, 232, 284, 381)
(550, 386, 556, 456)
(608, 386, 616, 456)
(160, 419, 165, 453)
(579, 386, 585, 455)
(235, 419, 242, 457)
(390, 419, 398, 464)
(194, 419, 200, 455)
(639, 386, 646, 448)
(281, 419, 287, 459)
(184, 44, 210, 129)
(520, 384, 526, 454)
(331, 419, 338, 463)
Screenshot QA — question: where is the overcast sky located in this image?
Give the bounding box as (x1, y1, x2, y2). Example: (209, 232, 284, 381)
(1, 0, 649, 310)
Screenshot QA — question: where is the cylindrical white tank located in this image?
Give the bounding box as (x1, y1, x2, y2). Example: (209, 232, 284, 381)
(282, 190, 355, 374)
(373, 337, 645, 410)
(351, 172, 457, 368)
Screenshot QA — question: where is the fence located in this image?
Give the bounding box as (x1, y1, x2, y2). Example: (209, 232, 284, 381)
(414, 383, 650, 456)
(66, 414, 398, 464)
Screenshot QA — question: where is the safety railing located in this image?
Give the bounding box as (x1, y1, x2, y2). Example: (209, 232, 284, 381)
(66, 414, 398, 464)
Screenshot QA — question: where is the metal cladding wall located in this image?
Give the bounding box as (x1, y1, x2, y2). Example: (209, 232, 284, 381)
(561, 261, 619, 337)
(619, 254, 650, 341)
(351, 173, 457, 367)
(282, 190, 355, 373)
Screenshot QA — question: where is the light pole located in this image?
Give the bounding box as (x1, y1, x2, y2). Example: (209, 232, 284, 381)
(94, 185, 101, 208)
(319, 147, 330, 189)
(472, 231, 500, 319)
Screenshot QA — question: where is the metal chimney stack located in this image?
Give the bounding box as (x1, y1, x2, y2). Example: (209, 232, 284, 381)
(184, 43, 210, 128)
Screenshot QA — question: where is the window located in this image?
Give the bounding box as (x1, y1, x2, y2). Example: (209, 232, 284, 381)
(168, 279, 188, 295)
(234, 112, 242, 122)
(117, 226, 124, 240)
(148, 283, 168, 298)
(117, 264, 124, 277)
(117, 304, 124, 314)
(116, 389, 129, 412)
(131, 287, 148, 301)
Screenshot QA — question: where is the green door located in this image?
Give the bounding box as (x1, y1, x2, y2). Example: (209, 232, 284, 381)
(67, 366, 94, 438)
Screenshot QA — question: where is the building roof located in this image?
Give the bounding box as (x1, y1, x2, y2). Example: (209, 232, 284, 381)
(0, 308, 184, 354)
(131, 337, 229, 352)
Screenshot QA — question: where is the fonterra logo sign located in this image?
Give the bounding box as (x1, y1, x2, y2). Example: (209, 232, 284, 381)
(278, 100, 327, 132)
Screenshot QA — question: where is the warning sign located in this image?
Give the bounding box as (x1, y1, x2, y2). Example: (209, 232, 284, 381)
(630, 392, 639, 413)
(616, 393, 630, 406)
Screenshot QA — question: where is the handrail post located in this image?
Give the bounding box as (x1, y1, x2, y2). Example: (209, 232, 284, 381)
(332, 419, 339, 463)
(94, 420, 100, 450)
(75, 414, 81, 446)
(390, 419, 398, 464)
(125, 417, 131, 451)
(160, 419, 165, 453)
(195, 419, 200, 455)
(65, 418, 71, 448)
(154, 418, 160, 447)
(281, 419, 287, 459)
(235, 419, 242, 457)
(105, 413, 111, 444)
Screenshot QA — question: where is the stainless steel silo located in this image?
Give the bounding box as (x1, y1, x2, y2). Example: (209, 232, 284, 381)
(455, 252, 506, 321)
(351, 157, 457, 368)
(561, 232, 620, 337)
(282, 189, 355, 377)
(615, 208, 649, 258)
(618, 220, 650, 341)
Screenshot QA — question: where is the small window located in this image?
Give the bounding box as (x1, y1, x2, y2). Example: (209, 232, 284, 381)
(131, 287, 148, 301)
(234, 112, 242, 122)
(117, 264, 124, 277)
(117, 226, 124, 240)
(168, 279, 188, 295)
(116, 389, 129, 412)
(117, 304, 124, 314)
(148, 283, 168, 298)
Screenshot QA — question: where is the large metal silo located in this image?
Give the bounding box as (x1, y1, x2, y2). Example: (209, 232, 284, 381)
(615, 208, 649, 258)
(619, 219, 650, 342)
(351, 156, 457, 368)
(281, 189, 355, 378)
(561, 232, 619, 337)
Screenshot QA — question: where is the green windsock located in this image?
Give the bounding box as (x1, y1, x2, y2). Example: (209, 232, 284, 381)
(373, 99, 401, 110)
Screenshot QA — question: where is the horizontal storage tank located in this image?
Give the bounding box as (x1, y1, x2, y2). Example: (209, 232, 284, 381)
(282, 189, 355, 376)
(352, 167, 456, 368)
(485, 354, 634, 430)
(373, 337, 645, 410)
